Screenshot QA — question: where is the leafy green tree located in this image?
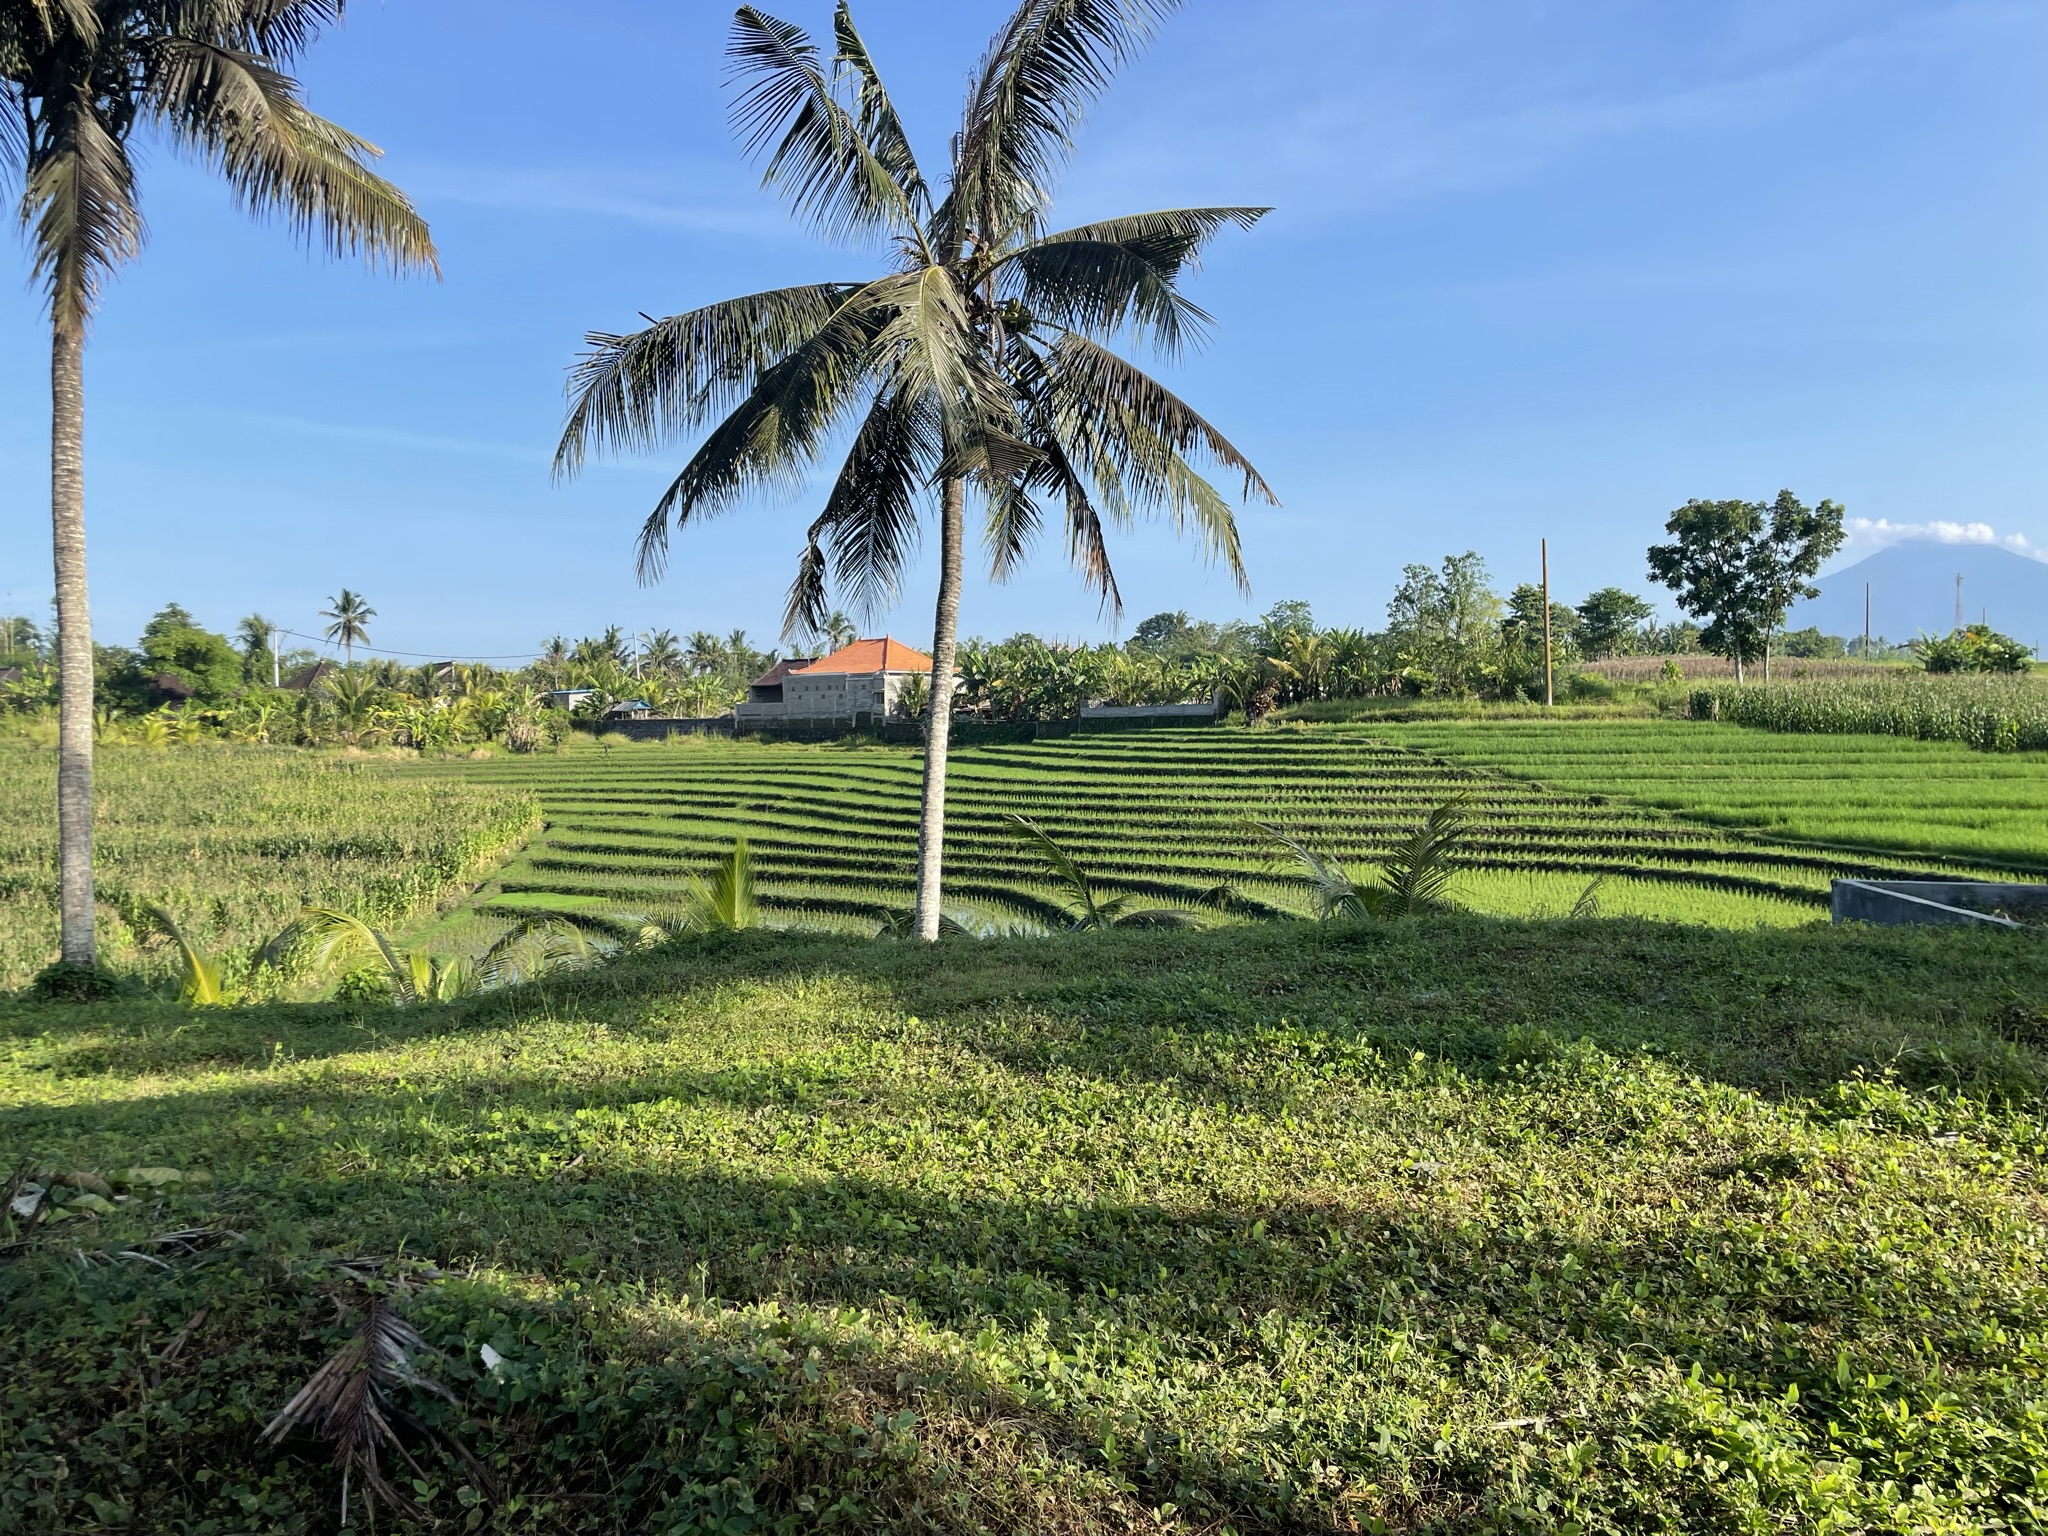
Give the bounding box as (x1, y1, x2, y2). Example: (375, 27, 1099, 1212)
(1647, 491, 1844, 683)
(1573, 587, 1653, 659)
(1386, 553, 1502, 694)
(1130, 610, 1193, 653)
(1, 614, 45, 661)
(140, 622, 244, 706)
(3, 4, 434, 967)
(554, 0, 1272, 940)
(1780, 627, 1846, 660)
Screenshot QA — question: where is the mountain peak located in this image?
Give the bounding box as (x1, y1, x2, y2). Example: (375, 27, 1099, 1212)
(1793, 541, 2048, 644)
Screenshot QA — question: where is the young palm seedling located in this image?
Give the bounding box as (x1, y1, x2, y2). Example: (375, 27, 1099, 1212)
(1249, 800, 1470, 920)
(1006, 814, 1199, 931)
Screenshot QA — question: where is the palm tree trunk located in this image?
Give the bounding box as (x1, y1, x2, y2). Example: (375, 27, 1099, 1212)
(51, 318, 95, 967)
(913, 476, 965, 942)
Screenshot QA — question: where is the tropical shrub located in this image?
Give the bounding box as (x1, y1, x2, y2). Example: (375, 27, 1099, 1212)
(1916, 623, 2032, 674)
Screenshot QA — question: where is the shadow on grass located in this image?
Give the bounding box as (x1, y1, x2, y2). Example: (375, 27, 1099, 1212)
(6, 917, 2045, 1532)
(8, 917, 2041, 1104)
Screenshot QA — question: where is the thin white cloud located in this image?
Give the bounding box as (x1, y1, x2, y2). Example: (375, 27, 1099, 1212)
(1068, 0, 2037, 226)
(1843, 516, 2045, 560)
(407, 162, 792, 238)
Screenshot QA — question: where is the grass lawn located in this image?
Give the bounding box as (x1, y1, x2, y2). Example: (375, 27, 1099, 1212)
(5, 919, 2046, 1533)
(1364, 719, 2048, 871)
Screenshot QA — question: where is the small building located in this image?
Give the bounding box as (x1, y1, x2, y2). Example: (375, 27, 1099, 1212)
(541, 687, 596, 713)
(734, 638, 936, 729)
(281, 661, 334, 692)
(603, 699, 653, 721)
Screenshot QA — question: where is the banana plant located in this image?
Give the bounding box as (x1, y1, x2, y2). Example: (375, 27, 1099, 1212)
(1005, 815, 1199, 931)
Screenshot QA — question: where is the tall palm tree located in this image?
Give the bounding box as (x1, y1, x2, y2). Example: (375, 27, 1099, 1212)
(685, 630, 728, 676)
(556, 0, 1273, 939)
(823, 609, 857, 651)
(639, 627, 685, 676)
(321, 588, 376, 666)
(3, 2, 435, 967)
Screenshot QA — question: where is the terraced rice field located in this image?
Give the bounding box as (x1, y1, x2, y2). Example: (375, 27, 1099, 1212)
(1368, 718, 2048, 870)
(432, 729, 2033, 936)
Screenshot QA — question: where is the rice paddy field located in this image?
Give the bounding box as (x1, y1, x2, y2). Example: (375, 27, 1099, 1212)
(430, 726, 2040, 941)
(0, 742, 540, 991)
(1370, 718, 2048, 870)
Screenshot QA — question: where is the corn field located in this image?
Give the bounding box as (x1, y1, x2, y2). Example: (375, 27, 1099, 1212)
(1693, 677, 2048, 752)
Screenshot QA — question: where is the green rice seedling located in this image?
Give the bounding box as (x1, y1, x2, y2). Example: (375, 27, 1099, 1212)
(0, 742, 540, 991)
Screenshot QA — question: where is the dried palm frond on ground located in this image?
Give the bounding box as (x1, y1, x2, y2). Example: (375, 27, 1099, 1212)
(262, 1294, 459, 1526)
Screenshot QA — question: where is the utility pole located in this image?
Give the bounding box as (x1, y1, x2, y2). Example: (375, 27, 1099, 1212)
(271, 629, 280, 688)
(1863, 583, 1870, 660)
(1541, 538, 1553, 708)
(1956, 573, 1963, 632)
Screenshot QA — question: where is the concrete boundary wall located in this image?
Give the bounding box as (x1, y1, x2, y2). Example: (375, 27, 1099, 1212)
(1830, 879, 2048, 929)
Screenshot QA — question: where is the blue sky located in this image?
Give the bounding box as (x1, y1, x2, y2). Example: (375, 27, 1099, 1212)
(2, 0, 2043, 660)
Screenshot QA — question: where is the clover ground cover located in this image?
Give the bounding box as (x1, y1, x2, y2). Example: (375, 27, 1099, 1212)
(5, 923, 2045, 1532)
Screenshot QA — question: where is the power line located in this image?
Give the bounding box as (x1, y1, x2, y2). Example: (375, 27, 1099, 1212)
(272, 626, 537, 662)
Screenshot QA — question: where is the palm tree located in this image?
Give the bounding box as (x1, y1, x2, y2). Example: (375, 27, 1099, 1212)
(640, 627, 685, 676)
(237, 612, 278, 685)
(537, 635, 570, 686)
(823, 609, 857, 651)
(4, 4, 435, 968)
(321, 589, 376, 666)
(685, 630, 729, 677)
(555, 0, 1273, 940)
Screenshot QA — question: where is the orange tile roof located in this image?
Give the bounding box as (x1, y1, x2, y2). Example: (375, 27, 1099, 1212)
(795, 637, 935, 675)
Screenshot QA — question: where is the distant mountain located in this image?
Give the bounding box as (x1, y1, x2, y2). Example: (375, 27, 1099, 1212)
(1788, 542, 2048, 648)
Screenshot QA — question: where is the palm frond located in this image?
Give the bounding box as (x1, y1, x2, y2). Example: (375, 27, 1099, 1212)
(784, 385, 940, 635)
(983, 476, 1043, 584)
(139, 903, 224, 1005)
(632, 276, 908, 581)
(474, 918, 596, 989)
(1247, 821, 1382, 921)
(1046, 332, 1273, 505)
(1376, 801, 1467, 917)
(949, 0, 1180, 250)
(557, 284, 863, 474)
(675, 838, 759, 932)
(261, 1296, 451, 1524)
(143, 37, 436, 276)
(1005, 812, 1101, 926)
(830, 3, 929, 220)
(24, 95, 143, 333)
(1567, 875, 1607, 922)
(872, 906, 972, 939)
(1005, 206, 1268, 353)
(728, 6, 923, 243)
(268, 907, 417, 1003)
